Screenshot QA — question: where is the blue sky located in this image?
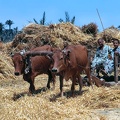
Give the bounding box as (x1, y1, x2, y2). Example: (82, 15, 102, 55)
(0, 0, 120, 31)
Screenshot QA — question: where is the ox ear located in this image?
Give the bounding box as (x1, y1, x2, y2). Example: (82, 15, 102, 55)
(62, 49, 71, 56)
(67, 49, 71, 54)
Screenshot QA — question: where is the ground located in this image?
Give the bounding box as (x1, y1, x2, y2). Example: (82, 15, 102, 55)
(0, 74, 120, 120)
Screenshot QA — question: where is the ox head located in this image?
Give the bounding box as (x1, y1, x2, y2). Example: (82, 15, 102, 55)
(51, 49, 71, 73)
(11, 50, 26, 76)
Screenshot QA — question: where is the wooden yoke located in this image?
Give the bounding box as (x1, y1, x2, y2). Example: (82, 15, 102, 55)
(26, 51, 53, 57)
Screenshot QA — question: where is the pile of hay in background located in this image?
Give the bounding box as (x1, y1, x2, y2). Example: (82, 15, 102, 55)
(11, 22, 95, 51)
(0, 45, 16, 80)
(11, 22, 120, 53)
(99, 26, 120, 42)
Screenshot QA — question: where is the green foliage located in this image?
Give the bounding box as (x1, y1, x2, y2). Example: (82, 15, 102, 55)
(33, 18, 39, 24)
(33, 11, 46, 25)
(5, 20, 14, 29)
(0, 20, 18, 42)
(71, 16, 75, 24)
(58, 18, 64, 23)
(0, 23, 4, 35)
(65, 12, 70, 22)
(40, 11, 46, 25)
(118, 25, 120, 30)
(59, 11, 75, 24)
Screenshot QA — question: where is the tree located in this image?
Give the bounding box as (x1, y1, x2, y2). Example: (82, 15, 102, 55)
(0, 22, 4, 35)
(33, 11, 46, 25)
(58, 11, 75, 24)
(5, 20, 14, 29)
(40, 11, 46, 25)
(58, 19, 63, 23)
(71, 16, 75, 24)
(65, 12, 70, 22)
(33, 18, 39, 24)
(118, 25, 120, 30)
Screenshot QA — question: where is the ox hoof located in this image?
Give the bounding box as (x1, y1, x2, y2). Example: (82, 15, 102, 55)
(60, 92, 64, 97)
(79, 91, 82, 95)
(50, 84, 55, 90)
(72, 94, 75, 98)
(29, 89, 35, 94)
(47, 86, 50, 89)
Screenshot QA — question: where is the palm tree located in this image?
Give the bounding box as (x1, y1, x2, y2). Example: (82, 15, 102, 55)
(59, 11, 75, 24)
(5, 20, 14, 29)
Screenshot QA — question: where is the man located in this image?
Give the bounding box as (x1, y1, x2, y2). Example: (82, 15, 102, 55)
(91, 38, 112, 76)
(103, 38, 120, 75)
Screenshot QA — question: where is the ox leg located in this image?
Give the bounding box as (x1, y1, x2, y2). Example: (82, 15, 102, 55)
(47, 78, 51, 89)
(77, 75, 83, 95)
(71, 76, 76, 97)
(52, 74, 56, 90)
(59, 75, 63, 97)
(29, 79, 35, 94)
(23, 74, 35, 94)
(47, 70, 55, 89)
(85, 68, 93, 87)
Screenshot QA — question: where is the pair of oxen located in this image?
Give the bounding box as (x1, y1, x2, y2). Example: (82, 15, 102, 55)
(11, 44, 93, 97)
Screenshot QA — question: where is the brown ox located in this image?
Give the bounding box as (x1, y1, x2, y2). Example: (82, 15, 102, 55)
(11, 45, 55, 94)
(51, 44, 92, 97)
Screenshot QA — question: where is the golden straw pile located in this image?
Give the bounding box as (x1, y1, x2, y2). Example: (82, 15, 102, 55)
(12, 22, 95, 51)
(0, 45, 16, 80)
(11, 23, 120, 52)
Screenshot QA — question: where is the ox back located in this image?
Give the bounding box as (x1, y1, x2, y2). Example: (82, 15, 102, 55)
(12, 45, 55, 94)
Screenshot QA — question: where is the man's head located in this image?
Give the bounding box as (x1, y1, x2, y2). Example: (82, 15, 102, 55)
(112, 38, 119, 48)
(97, 38, 105, 48)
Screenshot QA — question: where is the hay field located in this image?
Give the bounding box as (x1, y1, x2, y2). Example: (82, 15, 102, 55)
(0, 73, 120, 120)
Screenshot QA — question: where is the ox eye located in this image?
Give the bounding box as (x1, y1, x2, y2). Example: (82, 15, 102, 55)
(59, 57, 63, 60)
(20, 60, 23, 63)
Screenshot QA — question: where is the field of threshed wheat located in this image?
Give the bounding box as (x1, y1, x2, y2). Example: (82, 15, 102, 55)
(0, 22, 120, 120)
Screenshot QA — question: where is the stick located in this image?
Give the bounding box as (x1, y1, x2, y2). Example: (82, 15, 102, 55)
(96, 8, 105, 31)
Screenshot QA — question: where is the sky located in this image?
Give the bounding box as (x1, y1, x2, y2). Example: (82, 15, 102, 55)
(0, 0, 120, 31)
